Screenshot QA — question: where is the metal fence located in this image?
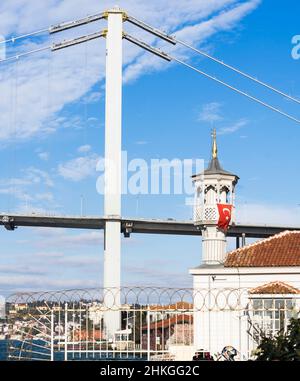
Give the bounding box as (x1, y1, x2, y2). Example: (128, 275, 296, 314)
(2, 287, 299, 361)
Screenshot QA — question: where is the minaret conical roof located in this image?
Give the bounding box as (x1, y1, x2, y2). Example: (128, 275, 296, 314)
(192, 129, 239, 178)
(205, 129, 238, 177)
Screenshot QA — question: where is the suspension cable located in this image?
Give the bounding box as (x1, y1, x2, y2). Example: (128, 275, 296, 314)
(2, 11, 299, 108)
(170, 56, 300, 124)
(0, 9, 106, 46)
(175, 38, 300, 106)
(123, 30, 300, 125)
(1, 12, 299, 125)
(0, 28, 49, 45)
(0, 45, 51, 64)
(127, 14, 300, 106)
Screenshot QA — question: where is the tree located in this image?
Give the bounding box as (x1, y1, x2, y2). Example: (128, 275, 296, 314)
(255, 318, 300, 361)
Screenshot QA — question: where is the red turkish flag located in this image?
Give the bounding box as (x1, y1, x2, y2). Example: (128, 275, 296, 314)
(217, 204, 233, 231)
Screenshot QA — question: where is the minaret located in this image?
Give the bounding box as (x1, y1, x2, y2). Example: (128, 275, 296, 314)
(192, 130, 239, 265)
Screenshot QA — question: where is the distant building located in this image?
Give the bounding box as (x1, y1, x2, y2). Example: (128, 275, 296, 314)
(0, 296, 5, 319)
(14, 303, 28, 312)
(148, 301, 193, 325)
(142, 314, 193, 351)
(73, 329, 103, 342)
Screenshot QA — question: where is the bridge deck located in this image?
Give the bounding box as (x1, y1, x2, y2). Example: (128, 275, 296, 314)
(1, 214, 299, 238)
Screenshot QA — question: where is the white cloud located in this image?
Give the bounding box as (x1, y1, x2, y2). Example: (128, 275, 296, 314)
(58, 153, 100, 181)
(0, 1, 245, 37)
(0, 264, 46, 276)
(0, 186, 32, 201)
(31, 228, 104, 248)
(0, 168, 54, 189)
(0, 167, 55, 206)
(82, 91, 102, 104)
(125, 264, 192, 288)
(53, 231, 103, 247)
(35, 192, 54, 202)
(198, 102, 224, 123)
(38, 151, 49, 161)
(123, 0, 261, 82)
(48, 255, 101, 267)
(0, 0, 260, 142)
(78, 144, 92, 153)
(135, 140, 148, 145)
(34, 251, 65, 259)
(25, 167, 54, 187)
(219, 118, 248, 134)
(236, 203, 300, 226)
(0, 275, 100, 291)
(198, 102, 248, 134)
(15, 204, 60, 215)
(29, 251, 101, 268)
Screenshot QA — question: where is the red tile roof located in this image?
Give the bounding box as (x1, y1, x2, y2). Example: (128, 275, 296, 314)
(142, 314, 193, 331)
(250, 281, 300, 294)
(225, 231, 300, 267)
(74, 330, 103, 341)
(149, 301, 193, 311)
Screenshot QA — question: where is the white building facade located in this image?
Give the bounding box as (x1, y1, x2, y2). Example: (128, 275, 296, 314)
(190, 131, 300, 360)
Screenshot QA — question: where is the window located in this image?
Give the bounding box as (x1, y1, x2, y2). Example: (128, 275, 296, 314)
(250, 298, 296, 338)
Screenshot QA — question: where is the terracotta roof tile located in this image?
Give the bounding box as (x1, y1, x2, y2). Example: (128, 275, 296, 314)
(142, 314, 193, 331)
(225, 231, 300, 267)
(149, 301, 193, 311)
(250, 281, 300, 294)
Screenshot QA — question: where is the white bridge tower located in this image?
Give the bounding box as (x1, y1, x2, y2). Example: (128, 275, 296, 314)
(103, 7, 124, 340)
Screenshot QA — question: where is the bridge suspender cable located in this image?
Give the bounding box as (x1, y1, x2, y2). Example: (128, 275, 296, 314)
(0, 30, 106, 64)
(124, 33, 300, 125)
(0, 12, 106, 45)
(4, 12, 300, 105)
(0, 28, 49, 45)
(2, 12, 300, 107)
(174, 38, 300, 106)
(0, 45, 51, 63)
(170, 56, 300, 125)
(0, 11, 299, 124)
(126, 14, 300, 106)
(1, 34, 300, 125)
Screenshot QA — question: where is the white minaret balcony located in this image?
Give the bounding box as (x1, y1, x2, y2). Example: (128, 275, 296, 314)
(193, 179, 237, 226)
(192, 129, 239, 265)
(194, 203, 218, 224)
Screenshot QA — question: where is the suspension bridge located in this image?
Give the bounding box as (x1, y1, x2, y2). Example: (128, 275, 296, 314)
(1, 6, 300, 338)
(1, 213, 300, 240)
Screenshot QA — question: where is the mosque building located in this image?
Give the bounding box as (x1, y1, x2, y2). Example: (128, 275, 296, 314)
(190, 130, 300, 359)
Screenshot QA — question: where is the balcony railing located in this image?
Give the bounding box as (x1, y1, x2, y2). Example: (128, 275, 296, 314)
(194, 204, 235, 224)
(194, 204, 218, 223)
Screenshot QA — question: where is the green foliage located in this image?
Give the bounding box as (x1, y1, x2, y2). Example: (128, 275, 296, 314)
(255, 318, 300, 361)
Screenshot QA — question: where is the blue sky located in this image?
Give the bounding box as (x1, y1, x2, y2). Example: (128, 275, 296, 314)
(0, 0, 300, 295)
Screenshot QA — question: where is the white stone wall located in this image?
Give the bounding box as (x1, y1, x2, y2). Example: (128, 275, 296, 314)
(191, 267, 300, 360)
(193, 308, 250, 360)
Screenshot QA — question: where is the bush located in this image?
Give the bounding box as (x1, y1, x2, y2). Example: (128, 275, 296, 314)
(255, 318, 300, 361)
